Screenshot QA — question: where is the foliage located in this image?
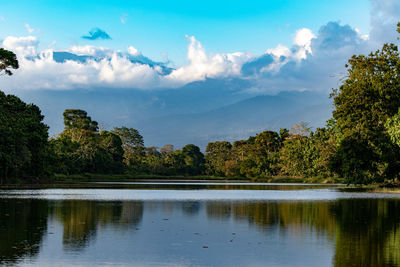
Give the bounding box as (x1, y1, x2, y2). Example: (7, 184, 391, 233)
(112, 127, 145, 173)
(205, 141, 232, 176)
(0, 91, 49, 183)
(182, 144, 205, 175)
(385, 108, 400, 147)
(0, 48, 19, 76)
(6, 25, 400, 185)
(330, 28, 400, 183)
(50, 109, 124, 174)
(280, 126, 336, 178)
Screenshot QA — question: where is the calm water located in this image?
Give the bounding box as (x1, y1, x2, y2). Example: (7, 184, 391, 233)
(1, 182, 400, 267)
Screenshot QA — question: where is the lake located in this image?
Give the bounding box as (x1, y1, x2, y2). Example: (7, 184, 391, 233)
(1, 182, 400, 267)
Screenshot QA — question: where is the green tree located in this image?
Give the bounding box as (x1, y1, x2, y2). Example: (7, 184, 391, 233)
(112, 127, 145, 173)
(329, 134, 377, 184)
(0, 48, 19, 76)
(0, 91, 49, 183)
(280, 124, 336, 179)
(164, 150, 186, 175)
(385, 108, 400, 147)
(51, 110, 124, 174)
(98, 131, 124, 173)
(182, 144, 205, 175)
(61, 109, 99, 144)
(143, 147, 165, 174)
(254, 130, 280, 154)
(331, 25, 400, 183)
(205, 141, 232, 176)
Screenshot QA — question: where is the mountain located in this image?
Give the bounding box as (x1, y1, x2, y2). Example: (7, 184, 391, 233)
(136, 91, 333, 148)
(12, 80, 333, 149)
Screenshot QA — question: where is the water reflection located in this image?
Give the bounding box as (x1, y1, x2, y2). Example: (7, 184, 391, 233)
(332, 199, 400, 267)
(51, 200, 143, 251)
(1, 191, 400, 266)
(0, 199, 48, 266)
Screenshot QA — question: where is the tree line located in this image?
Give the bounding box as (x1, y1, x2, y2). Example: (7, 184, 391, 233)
(2, 24, 400, 185)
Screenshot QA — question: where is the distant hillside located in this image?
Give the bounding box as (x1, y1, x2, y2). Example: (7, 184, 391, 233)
(137, 91, 333, 148)
(11, 79, 333, 149)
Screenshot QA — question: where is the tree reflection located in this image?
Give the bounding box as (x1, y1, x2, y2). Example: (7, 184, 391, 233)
(205, 201, 336, 238)
(51, 200, 143, 251)
(332, 199, 400, 267)
(204, 199, 400, 266)
(0, 199, 48, 266)
(2, 196, 400, 266)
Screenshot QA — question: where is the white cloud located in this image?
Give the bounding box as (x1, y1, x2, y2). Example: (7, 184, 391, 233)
(68, 45, 114, 57)
(256, 28, 315, 73)
(0, 9, 397, 94)
(2, 35, 39, 57)
(24, 23, 34, 33)
(293, 28, 316, 59)
(165, 35, 251, 85)
(265, 44, 291, 59)
(0, 35, 253, 90)
(127, 46, 140, 56)
(0, 48, 162, 90)
(369, 0, 400, 46)
(244, 22, 368, 94)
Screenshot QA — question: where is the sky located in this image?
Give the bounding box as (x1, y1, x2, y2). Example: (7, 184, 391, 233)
(0, 0, 371, 64)
(1, 0, 400, 147)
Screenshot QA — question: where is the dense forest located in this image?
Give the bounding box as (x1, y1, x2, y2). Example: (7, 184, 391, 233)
(1, 25, 400, 185)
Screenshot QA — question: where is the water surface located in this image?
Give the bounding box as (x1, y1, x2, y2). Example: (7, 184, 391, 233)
(1, 182, 399, 267)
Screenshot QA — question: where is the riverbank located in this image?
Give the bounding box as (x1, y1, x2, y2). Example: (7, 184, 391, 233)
(0, 173, 343, 188)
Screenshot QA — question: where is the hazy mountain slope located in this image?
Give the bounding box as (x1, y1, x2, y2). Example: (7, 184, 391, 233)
(11, 78, 250, 135)
(10, 81, 333, 149)
(137, 91, 333, 148)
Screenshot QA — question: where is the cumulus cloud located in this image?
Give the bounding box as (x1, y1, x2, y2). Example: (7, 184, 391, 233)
(1, 1, 399, 94)
(0, 34, 252, 90)
(165, 35, 251, 85)
(2, 35, 39, 57)
(0, 22, 375, 92)
(369, 0, 400, 46)
(127, 46, 140, 56)
(68, 45, 114, 57)
(0, 49, 162, 90)
(293, 28, 316, 59)
(82, 28, 112, 40)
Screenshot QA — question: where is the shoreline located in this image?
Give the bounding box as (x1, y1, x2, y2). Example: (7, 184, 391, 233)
(0, 174, 343, 188)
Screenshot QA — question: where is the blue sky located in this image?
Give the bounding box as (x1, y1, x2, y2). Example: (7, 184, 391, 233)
(0, 0, 370, 64)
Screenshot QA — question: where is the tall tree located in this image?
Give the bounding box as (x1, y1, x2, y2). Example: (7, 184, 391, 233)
(205, 141, 232, 176)
(0, 48, 19, 76)
(385, 108, 400, 147)
(182, 144, 205, 175)
(0, 49, 49, 183)
(0, 92, 49, 182)
(51, 110, 124, 174)
(112, 127, 145, 173)
(63, 109, 98, 132)
(331, 24, 400, 183)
